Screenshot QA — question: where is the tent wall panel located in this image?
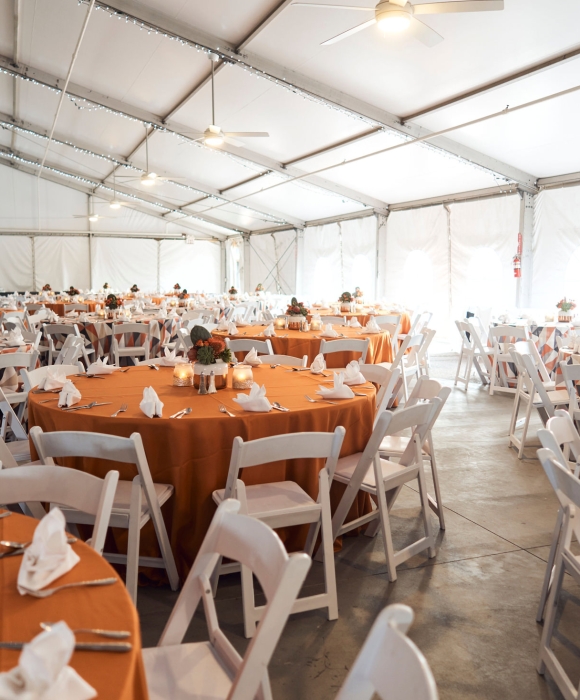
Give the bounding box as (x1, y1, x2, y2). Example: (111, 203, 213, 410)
(159, 240, 221, 293)
(248, 230, 297, 295)
(0, 236, 32, 291)
(35, 236, 90, 291)
(531, 186, 580, 309)
(91, 237, 159, 292)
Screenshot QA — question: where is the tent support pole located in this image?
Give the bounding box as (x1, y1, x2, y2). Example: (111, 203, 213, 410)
(517, 191, 534, 308)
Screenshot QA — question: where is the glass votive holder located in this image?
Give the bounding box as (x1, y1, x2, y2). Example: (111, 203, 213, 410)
(311, 319, 322, 331)
(274, 317, 286, 330)
(173, 363, 194, 387)
(232, 364, 253, 389)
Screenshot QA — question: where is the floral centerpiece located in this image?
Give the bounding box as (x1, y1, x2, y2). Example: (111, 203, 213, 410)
(255, 283, 264, 292)
(103, 282, 109, 290)
(42, 283, 51, 292)
(353, 287, 364, 305)
(187, 326, 231, 389)
(178, 288, 189, 301)
(105, 293, 119, 310)
(339, 290, 353, 312)
(285, 297, 308, 330)
(173, 283, 181, 291)
(68, 286, 80, 296)
(130, 284, 139, 293)
(557, 298, 576, 322)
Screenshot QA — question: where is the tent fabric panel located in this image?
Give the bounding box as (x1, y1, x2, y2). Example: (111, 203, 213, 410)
(35, 236, 91, 291)
(159, 239, 221, 294)
(91, 237, 159, 293)
(0, 236, 33, 291)
(248, 230, 297, 295)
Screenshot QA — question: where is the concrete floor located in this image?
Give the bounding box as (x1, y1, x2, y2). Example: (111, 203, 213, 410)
(137, 355, 580, 699)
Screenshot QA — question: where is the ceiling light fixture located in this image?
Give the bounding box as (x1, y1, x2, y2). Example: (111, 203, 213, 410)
(88, 214, 99, 222)
(204, 125, 224, 147)
(376, 4, 411, 32)
(141, 173, 157, 186)
(110, 200, 122, 209)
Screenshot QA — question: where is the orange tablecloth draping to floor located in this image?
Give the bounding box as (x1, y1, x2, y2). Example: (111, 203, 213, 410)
(0, 513, 148, 700)
(213, 325, 393, 366)
(28, 366, 376, 580)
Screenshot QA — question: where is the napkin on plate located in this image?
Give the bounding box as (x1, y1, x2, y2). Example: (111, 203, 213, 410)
(78, 313, 89, 323)
(65, 311, 78, 318)
(140, 386, 163, 418)
(321, 323, 339, 338)
(244, 347, 262, 366)
(47, 310, 59, 323)
(227, 322, 238, 336)
(0, 621, 96, 700)
(263, 323, 276, 338)
(4, 329, 25, 346)
(233, 382, 272, 412)
(365, 319, 381, 334)
(160, 347, 187, 366)
(310, 353, 326, 374)
(17, 508, 80, 595)
(316, 372, 355, 400)
(343, 360, 366, 386)
(58, 381, 81, 408)
(38, 367, 69, 391)
(217, 317, 229, 331)
(87, 358, 115, 375)
(156, 309, 167, 320)
(348, 317, 362, 328)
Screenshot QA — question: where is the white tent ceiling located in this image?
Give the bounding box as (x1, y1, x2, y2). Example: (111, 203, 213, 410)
(0, 0, 578, 238)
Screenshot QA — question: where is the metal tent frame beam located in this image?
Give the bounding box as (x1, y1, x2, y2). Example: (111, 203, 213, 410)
(93, 0, 537, 193)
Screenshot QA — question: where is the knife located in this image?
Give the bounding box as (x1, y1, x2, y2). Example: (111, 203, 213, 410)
(0, 641, 132, 653)
(62, 402, 113, 412)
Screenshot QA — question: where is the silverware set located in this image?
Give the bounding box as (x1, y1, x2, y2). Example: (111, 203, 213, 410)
(148, 364, 160, 371)
(170, 407, 192, 419)
(62, 402, 112, 412)
(19, 577, 118, 598)
(0, 640, 132, 653)
(272, 402, 289, 412)
(40, 621, 130, 639)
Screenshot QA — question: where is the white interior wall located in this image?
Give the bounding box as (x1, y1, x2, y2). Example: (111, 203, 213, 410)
(532, 186, 580, 310)
(159, 239, 221, 294)
(35, 236, 91, 291)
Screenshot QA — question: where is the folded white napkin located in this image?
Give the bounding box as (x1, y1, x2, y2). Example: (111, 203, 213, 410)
(78, 313, 89, 323)
(316, 372, 355, 400)
(348, 318, 362, 328)
(233, 382, 272, 412)
(38, 367, 68, 391)
(156, 309, 167, 319)
(40, 292, 50, 301)
(321, 323, 339, 338)
(140, 386, 163, 418)
(58, 381, 81, 408)
(87, 358, 115, 375)
(5, 329, 25, 346)
(310, 353, 326, 374)
(0, 621, 96, 700)
(65, 311, 77, 318)
(17, 508, 80, 595)
(227, 321, 238, 336)
(217, 317, 229, 331)
(160, 348, 187, 366)
(263, 323, 276, 337)
(244, 347, 262, 366)
(343, 360, 366, 386)
(365, 319, 381, 334)
(47, 310, 59, 323)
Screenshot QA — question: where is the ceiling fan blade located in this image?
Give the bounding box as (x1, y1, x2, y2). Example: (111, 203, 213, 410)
(224, 132, 270, 138)
(175, 132, 205, 137)
(409, 17, 444, 46)
(413, 1, 503, 14)
(291, 3, 374, 9)
(224, 137, 244, 148)
(321, 18, 376, 45)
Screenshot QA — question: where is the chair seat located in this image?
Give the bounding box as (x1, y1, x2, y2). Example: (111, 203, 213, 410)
(379, 435, 430, 457)
(334, 452, 406, 489)
(6, 440, 32, 463)
(143, 642, 232, 700)
(213, 481, 318, 521)
(112, 480, 173, 513)
(2, 391, 27, 405)
(533, 389, 569, 407)
(117, 347, 146, 356)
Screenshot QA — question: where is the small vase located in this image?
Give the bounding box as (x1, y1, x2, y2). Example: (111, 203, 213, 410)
(193, 360, 228, 390)
(558, 313, 573, 323)
(287, 315, 305, 331)
(340, 303, 351, 313)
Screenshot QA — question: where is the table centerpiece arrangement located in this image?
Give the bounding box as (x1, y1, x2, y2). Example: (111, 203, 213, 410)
(557, 297, 576, 322)
(286, 297, 308, 330)
(187, 326, 232, 389)
(339, 291, 354, 313)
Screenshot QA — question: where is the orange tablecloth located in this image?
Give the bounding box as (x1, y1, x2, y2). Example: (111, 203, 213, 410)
(214, 325, 393, 366)
(310, 309, 411, 333)
(28, 366, 375, 579)
(29, 301, 102, 316)
(0, 512, 148, 700)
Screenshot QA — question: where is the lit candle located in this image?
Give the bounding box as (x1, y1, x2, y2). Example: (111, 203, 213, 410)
(311, 319, 322, 331)
(232, 364, 253, 389)
(97, 309, 105, 318)
(274, 317, 286, 329)
(173, 363, 194, 387)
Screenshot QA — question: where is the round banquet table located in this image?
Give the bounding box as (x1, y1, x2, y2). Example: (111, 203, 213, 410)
(0, 512, 148, 700)
(28, 301, 102, 316)
(213, 325, 393, 367)
(310, 309, 412, 332)
(28, 365, 376, 580)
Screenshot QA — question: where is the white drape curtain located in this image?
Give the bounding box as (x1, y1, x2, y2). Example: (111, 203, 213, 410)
(0, 237, 32, 291)
(532, 186, 580, 308)
(248, 230, 297, 294)
(92, 238, 159, 292)
(36, 237, 91, 291)
(225, 237, 243, 293)
(159, 240, 221, 293)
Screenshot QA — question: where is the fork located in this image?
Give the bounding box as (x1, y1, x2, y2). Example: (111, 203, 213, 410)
(111, 403, 128, 417)
(305, 394, 338, 406)
(219, 405, 235, 417)
(20, 577, 117, 598)
(40, 622, 130, 639)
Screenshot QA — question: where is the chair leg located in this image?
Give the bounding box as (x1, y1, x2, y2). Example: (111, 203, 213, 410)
(376, 484, 397, 582)
(489, 357, 497, 395)
(126, 476, 142, 604)
(210, 555, 223, 597)
(536, 507, 564, 623)
(427, 438, 445, 531)
(241, 563, 257, 639)
(518, 396, 534, 459)
(453, 348, 463, 386)
(146, 496, 180, 592)
(537, 547, 566, 675)
(417, 467, 436, 558)
(318, 470, 338, 620)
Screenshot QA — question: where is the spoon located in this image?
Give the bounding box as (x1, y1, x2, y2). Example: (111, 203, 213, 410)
(40, 622, 130, 639)
(219, 405, 235, 417)
(272, 402, 290, 412)
(177, 407, 192, 419)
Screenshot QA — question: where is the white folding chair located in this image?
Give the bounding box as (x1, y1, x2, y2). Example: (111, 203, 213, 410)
(381, 334, 424, 402)
(29, 428, 179, 603)
(330, 401, 440, 581)
(0, 464, 118, 555)
(63, 303, 89, 312)
(212, 427, 345, 638)
(508, 350, 569, 458)
(260, 354, 308, 367)
(180, 310, 204, 323)
(417, 328, 436, 378)
(225, 338, 274, 356)
(0, 351, 39, 409)
(54, 335, 85, 366)
(26, 303, 45, 313)
(0, 387, 31, 463)
(112, 322, 151, 366)
(320, 338, 370, 364)
(488, 324, 530, 395)
(561, 361, 580, 424)
(454, 320, 492, 388)
(43, 323, 94, 367)
(173, 327, 193, 356)
(379, 377, 450, 530)
(320, 316, 347, 326)
(142, 499, 310, 700)
(260, 309, 274, 323)
(335, 604, 438, 700)
(536, 448, 580, 699)
(21, 330, 41, 351)
(359, 364, 402, 427)
(536, 411, 580, 623)
(20, 363, 84, 393)
(374, 314, 402, 359)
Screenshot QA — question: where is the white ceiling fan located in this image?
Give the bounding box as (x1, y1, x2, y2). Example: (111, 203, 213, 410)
(115, 126, 190, 187)
(176, 53, 270, 148)
(292, 0, 504, 47)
